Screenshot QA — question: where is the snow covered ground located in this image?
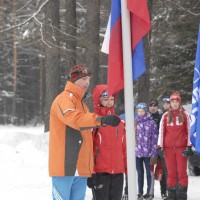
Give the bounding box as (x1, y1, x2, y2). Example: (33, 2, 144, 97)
(0, 125, 199, 200)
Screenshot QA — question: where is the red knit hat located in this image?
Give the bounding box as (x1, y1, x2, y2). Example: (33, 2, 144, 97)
(67, 65, 91, 82)
(170, 92, 181, 102)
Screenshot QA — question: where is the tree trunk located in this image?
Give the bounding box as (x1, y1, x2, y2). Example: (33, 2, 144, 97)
(65, 0, 76, 68)
(85, 0, 100, 109)
(137, 0, 153, 103)
(44, 0, 60, 132)
(39, 56, 45, 123)
(12, 0, 17, 124)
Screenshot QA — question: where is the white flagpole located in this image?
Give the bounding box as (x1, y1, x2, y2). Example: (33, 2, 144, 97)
(121, 0, 137, 199)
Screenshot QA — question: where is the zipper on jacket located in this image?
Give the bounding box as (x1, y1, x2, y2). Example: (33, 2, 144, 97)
(94, 147, 99, 165)
(116, 127, 119, 138)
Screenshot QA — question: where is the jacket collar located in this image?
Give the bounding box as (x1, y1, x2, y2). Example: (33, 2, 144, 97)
(64, 81, 86, 99)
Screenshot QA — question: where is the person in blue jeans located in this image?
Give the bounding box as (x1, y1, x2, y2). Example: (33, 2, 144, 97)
(135, 102, 158, 200)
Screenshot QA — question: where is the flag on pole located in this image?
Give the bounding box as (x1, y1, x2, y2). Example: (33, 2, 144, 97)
(101, 0, 151, 95)
(190, 24, 200, 154)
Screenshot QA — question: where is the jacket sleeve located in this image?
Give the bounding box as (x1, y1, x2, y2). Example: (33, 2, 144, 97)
(150, 121, 159, 157)
(53, 95, 102, 130)
(157, 113, 166, 147)
(184, 111, 191, 146)
(122, 122, 127, 174)
(92, 128, 99, 173)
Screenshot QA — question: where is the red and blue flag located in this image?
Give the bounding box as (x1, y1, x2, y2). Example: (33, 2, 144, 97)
(101, 0, 151, 95)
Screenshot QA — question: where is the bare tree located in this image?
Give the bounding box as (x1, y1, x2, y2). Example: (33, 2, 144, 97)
(85, 0, 100, 108)
(12, 0, 17, 123)
(43, 0, 60, 132)
(65, 0, 76, 68)
(137, 0, 153, 103)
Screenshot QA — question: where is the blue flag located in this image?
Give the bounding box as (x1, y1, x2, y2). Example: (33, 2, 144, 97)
(190, 24, 200, 154)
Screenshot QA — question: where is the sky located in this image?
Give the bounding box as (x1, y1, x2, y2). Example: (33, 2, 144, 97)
(0, 122, 200, 200)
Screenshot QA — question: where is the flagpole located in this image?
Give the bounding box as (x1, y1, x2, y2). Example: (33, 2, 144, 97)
(121, 0, 137, 199)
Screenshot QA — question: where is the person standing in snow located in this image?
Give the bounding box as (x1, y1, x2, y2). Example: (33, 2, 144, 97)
(148, 99, 161, 199)
(87, 85, 127, 200)
(162, 97, 170, 113)
(135, 102, 158, 200)
(48, 65, 121, 200)
(158, 92, 193, 200)
(155, 97, 170, 200)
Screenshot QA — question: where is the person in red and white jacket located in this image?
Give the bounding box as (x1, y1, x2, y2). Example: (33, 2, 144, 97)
(157, 92, 192, 200)
(87, 84, 127, 200)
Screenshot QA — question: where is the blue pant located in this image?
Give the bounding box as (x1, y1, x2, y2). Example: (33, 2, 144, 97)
(52, 176, 87, 200)
(136, 157, 151, 195)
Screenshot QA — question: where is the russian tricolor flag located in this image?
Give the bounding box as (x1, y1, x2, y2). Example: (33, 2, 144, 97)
(101, 0, 151, 95)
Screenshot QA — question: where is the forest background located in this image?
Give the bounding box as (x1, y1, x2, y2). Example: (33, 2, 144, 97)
(0, 0, 200, 131)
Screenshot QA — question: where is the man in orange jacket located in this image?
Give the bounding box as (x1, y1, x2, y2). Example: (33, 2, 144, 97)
(49, 65, 120, 200)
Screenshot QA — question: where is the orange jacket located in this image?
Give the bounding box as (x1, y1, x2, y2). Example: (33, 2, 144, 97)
(49, 81, 102, 177)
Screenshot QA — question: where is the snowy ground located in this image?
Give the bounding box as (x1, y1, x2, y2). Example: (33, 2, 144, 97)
(0, 125, 199, 200)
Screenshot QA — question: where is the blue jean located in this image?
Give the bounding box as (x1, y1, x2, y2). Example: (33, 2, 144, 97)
(136, 157, 151, 195)
(52, 176, 87, 200)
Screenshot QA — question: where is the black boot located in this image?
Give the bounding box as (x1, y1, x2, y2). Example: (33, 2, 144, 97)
(167, 187, 176, 200)
(176, 185, 187, 200)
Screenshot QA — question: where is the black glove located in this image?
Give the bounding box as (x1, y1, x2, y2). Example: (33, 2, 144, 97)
(158, 147, 164, 159)
(101, 115, 121, 127)
(87, 174, 97, 188)
(182, 146, 194, 156)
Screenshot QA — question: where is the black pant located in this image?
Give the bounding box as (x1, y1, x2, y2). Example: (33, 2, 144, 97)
(92, 173, 124, 200)
(160, 157, 167, 195)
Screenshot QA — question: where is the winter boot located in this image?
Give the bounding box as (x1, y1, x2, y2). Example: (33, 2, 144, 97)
(176, 185, 187, 200)
(161, 193, 168, 200)
(146, 195, 153, 200)
(144, 193, 154, 199)
(167, 187, 176, 200)
(137, 194, 144, 200)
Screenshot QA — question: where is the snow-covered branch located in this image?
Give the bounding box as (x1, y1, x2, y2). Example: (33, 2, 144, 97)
(169, 0, 200, 16)
(16, 0, 34, 13)
(0, 0, 49, 33)
(33, 16, 51, 48)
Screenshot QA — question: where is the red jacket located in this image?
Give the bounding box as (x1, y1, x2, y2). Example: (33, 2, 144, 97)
(92, 85, 127, 174)
(158, 108, 190, 148)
